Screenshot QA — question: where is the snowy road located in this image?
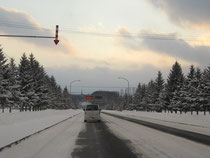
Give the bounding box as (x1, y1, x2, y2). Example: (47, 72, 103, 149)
(0, 112, 210, 158)
(103, 113, 210, 158)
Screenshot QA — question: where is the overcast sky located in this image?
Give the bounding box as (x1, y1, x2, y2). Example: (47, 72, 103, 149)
(0, 0, 210, 94)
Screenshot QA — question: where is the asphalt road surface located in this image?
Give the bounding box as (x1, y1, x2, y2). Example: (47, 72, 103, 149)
(71, 120, 140, 158)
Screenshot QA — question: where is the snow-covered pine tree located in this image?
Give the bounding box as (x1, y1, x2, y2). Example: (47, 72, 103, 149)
(7, 58, 21, 112)
(133, 83, 141, 110)
(198, 66, 210, 115)
(170, 79, 184, 113)
(28, 53, 39, 110)
(56, 85, 65, 109)
(187, 67, 202, 114)
(139, 84, 147, 110)
(154, 71, 165, 112)
(174, 65, 195, 114)
(29, 54, 51, 111)
(46, 75, 64, 109)
(165, 61, 184, 112)
(46, 75, 57, 109)
(0, 46, 10, 113)
(158, 85, 168, 112)
(188, 65, 195, 80)
(19, 53, 33, 111)
(144, 80, 156, 111)
(38, 66, 50, 110)
(133, 84, 146, 110)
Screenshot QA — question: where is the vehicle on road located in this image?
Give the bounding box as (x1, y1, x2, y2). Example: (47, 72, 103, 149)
(83, 104, 101, 122)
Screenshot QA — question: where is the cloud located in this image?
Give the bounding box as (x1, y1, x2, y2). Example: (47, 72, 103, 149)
(147, 0, 210, 29)
(0, 5, 75, 54)
(118, 28, 210, 67)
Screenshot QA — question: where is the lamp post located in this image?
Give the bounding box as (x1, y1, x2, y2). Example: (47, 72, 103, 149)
(69, 80, 80, 109)
(70, 80, 80, 95)
(118, 77, 129, 96)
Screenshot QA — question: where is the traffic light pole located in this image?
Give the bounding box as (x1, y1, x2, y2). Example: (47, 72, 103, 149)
(0, 25, 59, 45)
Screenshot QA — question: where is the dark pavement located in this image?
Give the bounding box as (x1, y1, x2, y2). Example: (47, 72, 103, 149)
(71, 120, 141, 158)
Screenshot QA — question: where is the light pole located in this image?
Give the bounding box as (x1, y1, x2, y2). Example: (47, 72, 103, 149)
(70, 80, 80, 95)
(118, 77, 129, 96)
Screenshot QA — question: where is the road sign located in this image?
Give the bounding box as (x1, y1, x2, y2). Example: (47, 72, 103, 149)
(86, 96, 94, 100)
(54, 25, 59, 45)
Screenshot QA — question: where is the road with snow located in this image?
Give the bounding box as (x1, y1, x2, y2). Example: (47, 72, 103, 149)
(0, 111, 210, 158)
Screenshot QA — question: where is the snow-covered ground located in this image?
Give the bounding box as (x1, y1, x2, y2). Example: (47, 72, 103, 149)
(103, 114, 210, 158)
(0, 109, 210, 158)
(0, 113, 83, 158)
(104, 110, 210, 127)
(0, 109, 82, 148)
(103, 110, 210, 136)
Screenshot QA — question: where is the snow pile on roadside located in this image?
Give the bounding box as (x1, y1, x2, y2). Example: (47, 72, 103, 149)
(0, 109, 82, 148)
(104, 110, 210, 128)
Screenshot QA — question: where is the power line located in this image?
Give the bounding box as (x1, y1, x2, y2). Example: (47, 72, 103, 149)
(0, 21, 207, 42)
(0, 21, 52, 31)
(0, 34, 55, 38)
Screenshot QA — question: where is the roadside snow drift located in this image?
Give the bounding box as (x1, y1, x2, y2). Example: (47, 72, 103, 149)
(0, 109, 82, 148)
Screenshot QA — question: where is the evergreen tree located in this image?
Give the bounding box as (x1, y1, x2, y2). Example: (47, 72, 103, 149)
(158, 86, 168, 112)
(185, 67, 202, 114)
(154, 71, 165, 111)
(19, 53, 33, 111)
(144, 80, 156, 111)
(0, 46, 10, 112)
(28, 53, 39, 110)
(8, 58, 21, 112)
(46, 75, 64, 109)
(187, 65, 195, 80)
(175, 65, 196, 114)
(198, 66, 210, 114)
(165, 61, 184, 111)
(133, 83, 141, 109)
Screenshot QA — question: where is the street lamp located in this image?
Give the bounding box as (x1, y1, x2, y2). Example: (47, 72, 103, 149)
(70, 80, 80, 95)
(118, 77, 129, 96)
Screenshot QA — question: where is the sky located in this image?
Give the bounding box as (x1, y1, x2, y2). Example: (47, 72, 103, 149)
(0, 0, 210, 94)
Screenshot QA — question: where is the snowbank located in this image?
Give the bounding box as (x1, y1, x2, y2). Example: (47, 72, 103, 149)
(104, 110, 210, 128)
(103, 110, 210, 136)
(0, 109, 82, 148)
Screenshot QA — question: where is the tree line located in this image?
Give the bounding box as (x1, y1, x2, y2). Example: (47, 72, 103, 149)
(0, 45, 70, 113)
(126, 61, 210, 115)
